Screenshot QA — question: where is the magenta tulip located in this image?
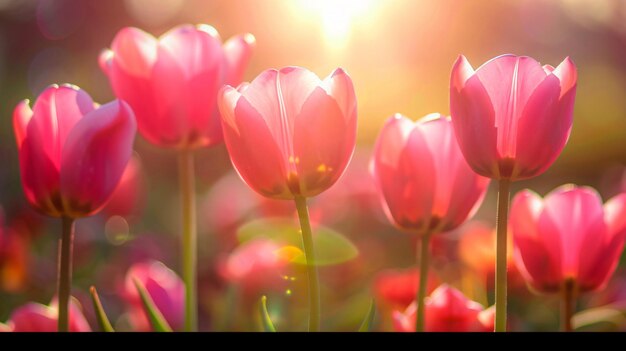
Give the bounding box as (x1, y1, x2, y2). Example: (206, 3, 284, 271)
(13, 84, 136, 331)
(124, 261, 185, 331)
(449, 54, 576, 181)
(392, 284, 494, 332)
(371, 113, 489, 331)
(6, 299, 91, 332)
(511, 185, 626, 330)
(13, 84, 137, 218)
(100, 24, 255, 150)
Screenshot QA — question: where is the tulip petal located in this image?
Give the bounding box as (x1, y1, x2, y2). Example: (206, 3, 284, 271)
(60, 100, 136, 217)
(294, 87, 352, 196)
(110, 27, 157, 77)
(152, 29, 224, 147)
(371, 115, 436, 232)
(511, 189, 562, 292)
(321, 68, 358, 127)
(239, 67, 320, 160)
(578, 193, 626, 291)
(474, 55, 548, 159)
(540, 186, 606, 279)
(18, 132, 61, 216)
(13, 99, 33, 149)
(417, 115, 489, 230)
(552, 57, 577, 99)
(450, 55, 475, 91)
(30, 85, 95, 168)
(450, 59, 499, 178)
(513, 74, 570, 180)
(158, 24, 224, 79)
(219, 86, 291, 199)
(223, 33, 256, 86)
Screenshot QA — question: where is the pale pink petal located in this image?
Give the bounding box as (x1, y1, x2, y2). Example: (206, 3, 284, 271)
(223, 33, 256, 86)
(417, 115, 489, 230)
(371, 115, 436, 232)
(13, 99, 33, 149)
(149, 25, 224, 148)
(450, 55, 475, 91)
(321, 68, 358, 127)
(450, 58, 499, 178)
(157, 24, 224, 79)
(540, 186, 606, 279)
(110, 27, 157, 77)
(551, 57, 577, 99)
(60, 100, 137, 217)
(474, 55, 548, 159)
(219, 86, 291, 199)
(293, 87, 353, 197)
(511, 189, 562, 292)
(578, 193, 626, 291)
(512, 74, 571, 180)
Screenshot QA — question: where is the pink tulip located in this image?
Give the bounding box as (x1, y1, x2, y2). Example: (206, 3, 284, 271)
(392, 284, 494, 332)
(124, 260, 184, 331)
(217, 66, 357, 199)
(100, 25, 255, 150)
(511, 185, 626, 293)
(6, 299, 91, 332)
(219, 238, 290, 296)
(0, 323, 10, 332)
(13, 84, 137, 218)
(371, 113, 489, 234)
(449, 54, 577, 180)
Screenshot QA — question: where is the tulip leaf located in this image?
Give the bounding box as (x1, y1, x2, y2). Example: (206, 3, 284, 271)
(133, 278, 173, 332)
(237, 217, 358, 266)
(89, 286, 115, 332)
(358, 299, 376, 332)
(259, 296, 277, 332)
(573, 305, 626, 331)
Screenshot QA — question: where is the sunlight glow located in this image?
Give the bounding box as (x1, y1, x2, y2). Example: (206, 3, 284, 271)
(294, 0, 379, 48)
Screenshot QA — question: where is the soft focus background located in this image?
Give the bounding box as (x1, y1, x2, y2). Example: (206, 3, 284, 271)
(0, 0, 625, 331)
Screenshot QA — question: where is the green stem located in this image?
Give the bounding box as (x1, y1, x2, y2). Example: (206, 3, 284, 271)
(58, 216, 74, 332)
(495, 179, 511, 332)
(294, 195, 320, 332)
(415, 233, 431, 332)
(561, 279, 575, 332)
(178, 150, 197, 332)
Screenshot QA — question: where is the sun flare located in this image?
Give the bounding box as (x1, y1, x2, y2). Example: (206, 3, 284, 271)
(293, 0, 379, 48)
